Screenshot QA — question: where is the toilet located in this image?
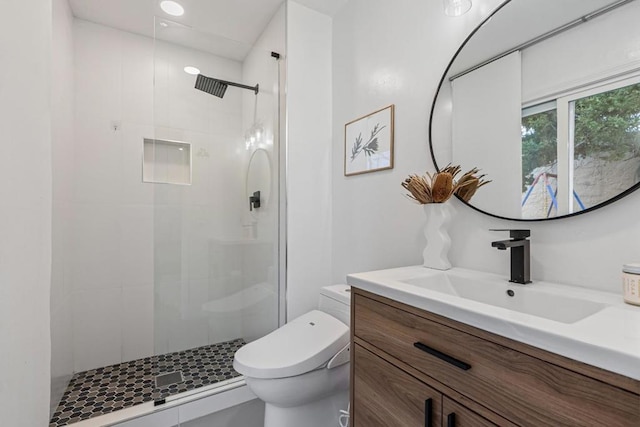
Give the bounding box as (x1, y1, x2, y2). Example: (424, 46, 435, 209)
(234, 285, 351, 427)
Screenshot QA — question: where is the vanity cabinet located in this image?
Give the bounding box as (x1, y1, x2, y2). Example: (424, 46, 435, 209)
(443, 397, 498, 427)
(350, 288, 640, 427)
(354, 344, 443, 426)
(354, 343, 496, 426)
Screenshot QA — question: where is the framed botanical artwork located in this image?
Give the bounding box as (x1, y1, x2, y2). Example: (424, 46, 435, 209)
(344, 104, 395, 176)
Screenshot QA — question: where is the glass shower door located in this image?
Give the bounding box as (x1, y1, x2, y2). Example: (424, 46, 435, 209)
(149, 16, 281, 399)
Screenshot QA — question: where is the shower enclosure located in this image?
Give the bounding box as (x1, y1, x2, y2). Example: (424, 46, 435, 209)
(149, 14, 283, 378)
(50, 1, 285, 425)
(150, 13, 283, 385)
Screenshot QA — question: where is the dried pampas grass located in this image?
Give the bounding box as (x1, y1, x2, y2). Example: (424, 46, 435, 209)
(401, 165, 490, 204)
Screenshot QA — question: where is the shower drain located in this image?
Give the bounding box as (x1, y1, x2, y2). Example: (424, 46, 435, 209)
(155, 371, 184, 388)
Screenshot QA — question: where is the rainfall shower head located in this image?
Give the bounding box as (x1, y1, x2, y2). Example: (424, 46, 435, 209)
(195, 74, 228, 98)
(195, 74, 259, 98)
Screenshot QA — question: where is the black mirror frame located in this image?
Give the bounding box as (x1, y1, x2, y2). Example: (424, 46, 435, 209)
(428, 0, 640, 222)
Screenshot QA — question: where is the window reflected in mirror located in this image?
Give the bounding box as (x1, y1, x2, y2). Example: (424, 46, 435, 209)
(572, 81, 640, 210)
(520, 80, 640, 219)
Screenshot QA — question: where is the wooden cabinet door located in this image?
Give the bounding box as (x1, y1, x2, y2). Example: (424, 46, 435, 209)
(354, 293, 640, 426)
(353, 344, 442, 427)
(442, 397, 497, 427)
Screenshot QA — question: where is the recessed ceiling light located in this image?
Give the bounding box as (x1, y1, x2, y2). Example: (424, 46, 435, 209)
(184, 66, 201, 75)
(160, 1, 184, 17)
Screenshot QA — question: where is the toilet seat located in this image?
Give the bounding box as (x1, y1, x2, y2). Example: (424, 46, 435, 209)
(234, 310, 349, 379)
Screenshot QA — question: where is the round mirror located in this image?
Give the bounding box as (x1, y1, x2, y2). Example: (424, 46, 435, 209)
(430, 0, 640, 221)
(246, 148, 272, 212)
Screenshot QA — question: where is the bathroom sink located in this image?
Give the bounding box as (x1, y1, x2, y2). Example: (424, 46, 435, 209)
(399, 271, 607, 324)
(347, 266, 640, 381)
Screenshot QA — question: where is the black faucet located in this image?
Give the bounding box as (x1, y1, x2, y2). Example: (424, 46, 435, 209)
(491, 229, 531, 284)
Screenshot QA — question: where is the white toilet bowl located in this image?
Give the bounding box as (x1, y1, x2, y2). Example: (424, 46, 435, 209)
(234, 285, 351, 427)
(246, 364, 349, 427)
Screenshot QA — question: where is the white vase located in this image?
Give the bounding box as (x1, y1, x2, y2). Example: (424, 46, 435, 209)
(422, 203, 453, 270)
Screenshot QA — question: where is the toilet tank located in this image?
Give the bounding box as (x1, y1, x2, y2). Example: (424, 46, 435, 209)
(318, 285, 351, 326)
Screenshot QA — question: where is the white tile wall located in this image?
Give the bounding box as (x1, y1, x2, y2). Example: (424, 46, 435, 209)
(73, 289, 123, 372)
(71, 203, 121, 291)
(187, 279, 210, 316)
(122, 286, 154, 363)
(121, 124, 155, 205)
(119, 205, 155, 287)
(74, 22, 123, 122)
(165, 316, 210, 354)
(51, 0, 76, 415)
(72, 118, 124, 204)
(51, 298, 74, 412)
(121, 33, 154, 127)
(153, 43, 243, 135)
(51, 202, 71, 310)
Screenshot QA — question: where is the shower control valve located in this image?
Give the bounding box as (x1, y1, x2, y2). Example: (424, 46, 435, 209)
(249, 191, 261, 211)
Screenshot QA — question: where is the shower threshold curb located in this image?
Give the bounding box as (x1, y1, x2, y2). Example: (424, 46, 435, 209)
(67, 377, 250, 427)
(51, 339, 246, 426)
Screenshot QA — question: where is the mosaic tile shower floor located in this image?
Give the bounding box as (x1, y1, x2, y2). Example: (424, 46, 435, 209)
(50, 338, 246, 427)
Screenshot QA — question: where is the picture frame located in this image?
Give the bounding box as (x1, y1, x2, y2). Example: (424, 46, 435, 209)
(344, 104, 395, 176)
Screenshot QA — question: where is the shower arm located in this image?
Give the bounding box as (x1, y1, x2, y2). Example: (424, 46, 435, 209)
(216, 79, 259, 95)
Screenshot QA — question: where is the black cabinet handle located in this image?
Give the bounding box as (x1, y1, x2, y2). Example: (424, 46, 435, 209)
(413, 342, 471, 371)
(424, 398, 433, 427)
(447, 413, 456, 427)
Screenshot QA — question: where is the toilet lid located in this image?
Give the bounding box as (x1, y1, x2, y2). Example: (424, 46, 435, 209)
(233, 310, 349, 379)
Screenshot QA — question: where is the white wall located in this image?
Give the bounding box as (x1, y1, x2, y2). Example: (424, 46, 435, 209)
(51, 0, 76, 415)
(331, 0, 640, 295)
(286, 1, 334, 320)
(0, 0, 52, 425)
(331, 0, 498, 283)
(70, 20, 156, 372)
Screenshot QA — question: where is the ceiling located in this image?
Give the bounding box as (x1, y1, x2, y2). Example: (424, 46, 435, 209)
(69, 0, 286, 61)
(69, 0, 348, 61)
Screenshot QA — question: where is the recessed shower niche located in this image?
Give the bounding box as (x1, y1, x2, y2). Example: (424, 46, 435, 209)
(143, 138, 192, 185)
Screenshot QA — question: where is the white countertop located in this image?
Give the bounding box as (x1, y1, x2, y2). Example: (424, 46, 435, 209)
(347, 266, 640, 381)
